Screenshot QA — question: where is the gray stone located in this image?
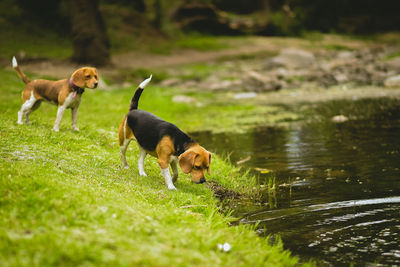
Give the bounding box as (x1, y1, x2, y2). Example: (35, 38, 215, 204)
(172, 95, 197, 104)
(384, 75, 400, 88)
(264, 48, 315, 69)
(160, 78, 181, 87)
(234, 92, 257, 99)
(332, 115, 349, 123)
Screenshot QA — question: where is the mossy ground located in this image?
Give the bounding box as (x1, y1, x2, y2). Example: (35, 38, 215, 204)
(0, 68, 304, 266)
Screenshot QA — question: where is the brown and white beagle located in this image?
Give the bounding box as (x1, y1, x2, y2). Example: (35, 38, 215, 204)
(118, 76, 212, 190)
(12, 57, 99, 131)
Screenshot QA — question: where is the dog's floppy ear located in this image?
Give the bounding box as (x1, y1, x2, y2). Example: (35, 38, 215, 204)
(207, 152, 212, 175)
(179, 150, 197, 174)
(71, 68, 86, 88)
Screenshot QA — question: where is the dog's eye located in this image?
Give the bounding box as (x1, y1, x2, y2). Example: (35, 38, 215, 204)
(94, 75, 98, 79)
(194, 166, 201, 170)
(85, 75, 91, 79)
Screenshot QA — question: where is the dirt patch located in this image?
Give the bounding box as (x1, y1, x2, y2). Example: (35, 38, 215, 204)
(2, 35, 369, 80)
(4, 35, 399, 102)
(206, 181, 241, 201)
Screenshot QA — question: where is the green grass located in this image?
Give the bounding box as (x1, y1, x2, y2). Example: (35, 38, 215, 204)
(0, 68, 302, 266)
(176, 35, 232, 51)
(0, 29, 72, 60)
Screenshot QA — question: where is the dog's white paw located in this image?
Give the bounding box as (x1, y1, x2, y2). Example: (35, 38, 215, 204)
(53, 127, 60, 132)
(168, 185, 177, 190)
(139, 171, 147, 177)
(72, 127, 80, 131)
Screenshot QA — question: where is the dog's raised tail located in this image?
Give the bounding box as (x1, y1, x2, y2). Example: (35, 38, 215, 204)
(12, 56, 31, 84)
(129, 75, 152, 111)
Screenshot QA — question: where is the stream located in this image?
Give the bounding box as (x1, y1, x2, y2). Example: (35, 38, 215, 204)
(191, 98, 400, 265)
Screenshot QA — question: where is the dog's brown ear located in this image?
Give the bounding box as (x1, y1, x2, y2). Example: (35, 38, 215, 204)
(207, 152, 212, 175)
(179, 150, 197, 174)
(71, 68, 86, 88)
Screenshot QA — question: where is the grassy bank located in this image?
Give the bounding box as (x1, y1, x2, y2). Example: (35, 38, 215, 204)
(0, 68, 303, 266)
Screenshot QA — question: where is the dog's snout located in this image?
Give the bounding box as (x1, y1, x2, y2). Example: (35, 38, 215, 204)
(94, 82, 98, 88)
(199, 178, 206, 184)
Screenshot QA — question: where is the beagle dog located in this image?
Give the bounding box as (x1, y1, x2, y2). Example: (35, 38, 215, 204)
(118, 76, 212, 190)
(12, 56, 99, 131)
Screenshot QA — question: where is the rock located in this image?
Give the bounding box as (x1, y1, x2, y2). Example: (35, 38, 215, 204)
(233, 92, 257, 99)
(384, 75, 400, 88)
(307, 69, 338, 87)
(264, 48, 315, 70)
(172, 95, 197, 104)
(208, 80, 241, 91)
(243, 71, 282, 91)
(337, 51, 354, 59)
(331, 115, 349, 123)
(318, 72, 338, 87)
(160, 78, 181, 87)
(334, 73, 348, 83)
(385, 57, 400, 72)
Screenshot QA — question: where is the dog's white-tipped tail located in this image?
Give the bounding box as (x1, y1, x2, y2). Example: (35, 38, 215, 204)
(11, 56, 31, 84)
(12, 56, 18, 68)
(139, 74, 152, 89)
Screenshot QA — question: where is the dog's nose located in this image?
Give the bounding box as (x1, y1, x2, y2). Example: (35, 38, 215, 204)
(94, 82, 98, 88)
(199, 178, 206, 184)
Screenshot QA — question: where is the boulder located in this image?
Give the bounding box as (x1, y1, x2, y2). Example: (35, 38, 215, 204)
(384, 75, 400, 88)
(332, 115, 349, 123)
(264, 48, 315, 69)
(172, 95, 197, 104)
(243, 71, 283, 91)
(385, 57, 400, 72)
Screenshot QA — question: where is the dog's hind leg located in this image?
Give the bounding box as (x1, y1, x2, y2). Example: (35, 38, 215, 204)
(120, 139, 131, 169)
(138, 146, 148, 176)
(18, 91, 38, 125)
(25, 101, 41, 124)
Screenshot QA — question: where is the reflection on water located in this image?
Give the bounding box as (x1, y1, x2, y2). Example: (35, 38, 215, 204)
(191, 98, 400, 265)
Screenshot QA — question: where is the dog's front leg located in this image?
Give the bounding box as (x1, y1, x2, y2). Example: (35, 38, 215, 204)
(53, 106, 66, 132)
(161, 168, 177, 190)
(71, 107, 79, 131)
(158, 158, 177, 190)
(171, 158, 179, 183)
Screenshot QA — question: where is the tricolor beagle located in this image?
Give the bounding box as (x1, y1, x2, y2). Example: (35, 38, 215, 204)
(118, 76, 212, 190)
(12, 56, 99, 131)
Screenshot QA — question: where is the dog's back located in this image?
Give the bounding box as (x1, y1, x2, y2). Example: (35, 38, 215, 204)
(127, 109, 193, 155)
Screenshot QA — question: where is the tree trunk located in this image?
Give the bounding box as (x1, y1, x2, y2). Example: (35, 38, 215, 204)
(153, 0, 162, 29)
(68, 0, 110, 66)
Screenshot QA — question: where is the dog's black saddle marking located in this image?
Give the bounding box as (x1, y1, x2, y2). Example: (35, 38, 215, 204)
(127, 109, 194, 156)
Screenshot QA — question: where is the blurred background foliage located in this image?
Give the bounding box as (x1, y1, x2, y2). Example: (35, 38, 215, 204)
(0, 0, 399, 65)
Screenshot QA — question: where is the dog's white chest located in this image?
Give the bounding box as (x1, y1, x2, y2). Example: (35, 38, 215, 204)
(64, 92, 81, 108)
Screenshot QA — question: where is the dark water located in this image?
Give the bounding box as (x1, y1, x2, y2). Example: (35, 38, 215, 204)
(191, 98, 400, 265)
